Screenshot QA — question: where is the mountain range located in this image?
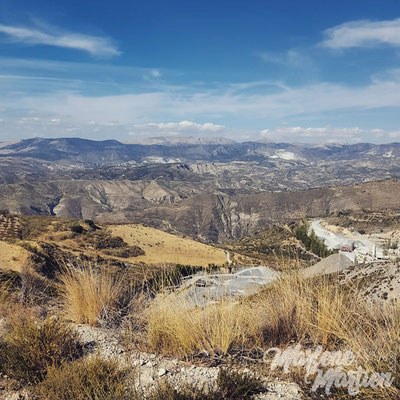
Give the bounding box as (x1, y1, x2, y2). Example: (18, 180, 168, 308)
(0, 137, 399, 242)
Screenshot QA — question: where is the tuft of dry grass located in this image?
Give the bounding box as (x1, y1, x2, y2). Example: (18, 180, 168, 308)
(145, 368, 263, 400)
(251, 273, 361, 348)
(147, 295, 261, 356)
(59, 263, 125, 326)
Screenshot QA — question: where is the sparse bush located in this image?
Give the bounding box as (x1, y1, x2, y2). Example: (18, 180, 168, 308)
(71, 224, 86, 234)
(105, 246, 145, 258)
(0, 311, 81, 383)
(0, 269, 21, 302)
(84, 219, 101, 230)
(146, 382, 213, 400)
(217, 368, 262, 399)
(19, 215, 53, 240)
(20, 241, 38, 253)
(35, 357, 130, 400)
(95, 233, 126, 249)
(19, 266, 56, 305)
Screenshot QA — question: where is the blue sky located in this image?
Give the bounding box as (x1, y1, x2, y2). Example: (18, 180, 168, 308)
(1, 0, 400, 143)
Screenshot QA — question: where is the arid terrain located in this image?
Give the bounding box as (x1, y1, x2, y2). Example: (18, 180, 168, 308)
(1, 138, 400, 399)
(1, 138, 400, 242)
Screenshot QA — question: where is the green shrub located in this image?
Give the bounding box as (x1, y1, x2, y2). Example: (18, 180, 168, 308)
(0, 313, 81, 383)
(295, 225, 337, 258)
(36, 357, 130, 400)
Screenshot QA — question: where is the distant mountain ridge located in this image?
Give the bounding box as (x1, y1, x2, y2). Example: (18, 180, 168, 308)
(0, 137, 400, 165)
(130, 136, 237, 146)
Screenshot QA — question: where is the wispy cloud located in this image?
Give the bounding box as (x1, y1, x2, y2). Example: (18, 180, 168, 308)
(256, 49, 319, 83)
(258, 49, 311, 67)
(0, 69, 400, 126)
(1, 55, 400, 143)
(259, 126, 386, 143)
(4, 74, 400, 127)
(0, 23, 120, 57)
(321, 18, 400, 49)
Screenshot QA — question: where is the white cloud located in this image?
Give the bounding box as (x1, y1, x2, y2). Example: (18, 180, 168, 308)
(260, 126, 389, 143)
(145, 121, 225, 132)
(1, 58, 400, 143)
(128, 121, 228, 138)
(21, 76, 400, 123)
(322, 18, 400, 49)
(0, 74, 397, 143)
(0, 23, 120, 57)
(389, 130, 400, 138)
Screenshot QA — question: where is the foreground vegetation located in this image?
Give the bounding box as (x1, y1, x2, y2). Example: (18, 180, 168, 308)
(1, 257, 400, 399)
(0, 214, 399, 399)
(146, 272, 400, 399)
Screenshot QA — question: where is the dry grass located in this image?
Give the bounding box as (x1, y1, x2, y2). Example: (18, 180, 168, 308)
(146, 273, 357, 356)
(251, 273, 362, 347)
(144, 272, 400, 398)
(59, 263, 125, 326)
(147, 295, 262, 356)
(110, 224, 228, 266)
(0, 269, 21, 305)
(0, 241, 29, 272)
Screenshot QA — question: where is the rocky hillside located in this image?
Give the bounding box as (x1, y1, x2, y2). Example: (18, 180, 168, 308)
(1, 177, 398, 242)
(1, 138, 400, 243)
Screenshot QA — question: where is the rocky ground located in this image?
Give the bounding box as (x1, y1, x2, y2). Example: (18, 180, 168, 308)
(76, 325, 303, 400)
(0, 322, 303, 400)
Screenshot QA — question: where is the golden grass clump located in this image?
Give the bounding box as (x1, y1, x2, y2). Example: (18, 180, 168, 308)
(60, 263, 123, 326)
(147, 295, 262, 356)
(251, 273, 362, 347)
